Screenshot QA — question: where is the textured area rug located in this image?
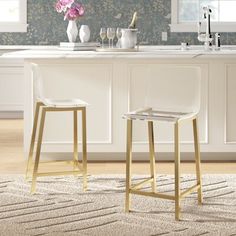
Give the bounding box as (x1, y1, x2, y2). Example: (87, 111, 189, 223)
(0, 174, 235, 236)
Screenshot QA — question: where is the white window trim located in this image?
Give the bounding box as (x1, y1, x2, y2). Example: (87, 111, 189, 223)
(0, 0, 28, 32)
(170, 0, 236, 32)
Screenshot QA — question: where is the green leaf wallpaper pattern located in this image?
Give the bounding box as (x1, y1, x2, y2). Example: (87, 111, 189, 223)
(0, 0, 235, 45)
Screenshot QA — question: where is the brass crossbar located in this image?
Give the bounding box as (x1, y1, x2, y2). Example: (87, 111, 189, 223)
(130, 189, 175, 201)
(180, 184, 200, 199)
(37, 170, 83, 177)
(28, 160, 82, 171)
(40, 160, 82, 169)
(130, 183, 201, 202)
(131, 177, 154, 190)
(37, 160, 77, 164)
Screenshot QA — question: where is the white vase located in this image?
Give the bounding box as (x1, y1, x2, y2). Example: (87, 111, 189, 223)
(79, 25, 90, 43)
(67, 20, 78, 43)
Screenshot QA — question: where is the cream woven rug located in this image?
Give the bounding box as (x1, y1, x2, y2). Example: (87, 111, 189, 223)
(0, 174, 235, 236)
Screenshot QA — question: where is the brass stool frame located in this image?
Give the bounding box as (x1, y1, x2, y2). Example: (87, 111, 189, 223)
(26, 102, 87, 194)
(125, 117, 203, 220)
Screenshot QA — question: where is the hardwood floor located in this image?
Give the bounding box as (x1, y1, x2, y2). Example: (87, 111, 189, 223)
(0, 119, 235, 175)
(0, 119, 25, 174)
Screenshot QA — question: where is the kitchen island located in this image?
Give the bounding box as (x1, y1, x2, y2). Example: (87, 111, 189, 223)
(2, 46, 236, 161)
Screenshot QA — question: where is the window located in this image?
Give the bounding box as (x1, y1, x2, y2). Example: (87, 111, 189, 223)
(0, 0, 27, 32)
(170, 0, 236, 32)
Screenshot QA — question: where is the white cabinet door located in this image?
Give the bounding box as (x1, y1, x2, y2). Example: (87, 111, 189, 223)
(0, 66, 24, 111)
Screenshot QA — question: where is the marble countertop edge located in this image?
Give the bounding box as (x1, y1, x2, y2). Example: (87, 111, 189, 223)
(2, 45, 236, 59)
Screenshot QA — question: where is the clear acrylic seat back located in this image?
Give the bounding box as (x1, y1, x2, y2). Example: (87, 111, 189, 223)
(144, 66, 201, 114)
(31, 63, 46, 101)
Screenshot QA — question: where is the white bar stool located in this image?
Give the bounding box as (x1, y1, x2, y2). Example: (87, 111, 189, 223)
(123, 66, 203, 220)
(26, 63, 88, 194)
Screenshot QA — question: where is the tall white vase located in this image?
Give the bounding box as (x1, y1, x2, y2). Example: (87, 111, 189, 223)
(79, 25, 90, 43)
(67, 20, 78, 43)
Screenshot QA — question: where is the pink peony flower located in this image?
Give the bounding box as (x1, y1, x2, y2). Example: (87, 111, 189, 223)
(76, 4, 85, 16)
(60, 0, 74, 7)
(55, 0, 74, 13)
(55, 1, 64, 13)
(64, 6, 84, 20)
(55, 0, 84, 20)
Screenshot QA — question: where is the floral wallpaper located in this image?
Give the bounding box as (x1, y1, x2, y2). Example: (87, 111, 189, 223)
(0, 0, 235, 45)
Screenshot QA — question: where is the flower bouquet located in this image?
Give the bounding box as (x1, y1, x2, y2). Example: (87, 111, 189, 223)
(55, 0, 85, 42)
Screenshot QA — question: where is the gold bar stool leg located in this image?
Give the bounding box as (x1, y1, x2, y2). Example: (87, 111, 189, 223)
(148, 121, 156, 193)
(73, 110, 79, 173)
(125, 119, 133, 212)
(193, 118, 203, 204)
(25, 102, 43, 180)
(31, 107, 46, 194)
(82, 107, 87, 192)
(174, 122, 181, 220)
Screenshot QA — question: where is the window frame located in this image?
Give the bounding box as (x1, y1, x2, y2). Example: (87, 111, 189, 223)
(0, 0, 28, 32)
(170, 0, 236, 32)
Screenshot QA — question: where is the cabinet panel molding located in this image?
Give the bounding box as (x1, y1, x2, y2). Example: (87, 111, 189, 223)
(225, 64, 236, 144)
(0, 66, 24, 111)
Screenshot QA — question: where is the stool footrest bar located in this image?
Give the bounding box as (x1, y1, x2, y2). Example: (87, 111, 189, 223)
(180, 184, 200, 199)
(28, 160, 82, 171)
(130, 189, 175, 200)
(37, 170, 83, 177)
(38, 160, 80, 165)
(131, 177, 154, 190)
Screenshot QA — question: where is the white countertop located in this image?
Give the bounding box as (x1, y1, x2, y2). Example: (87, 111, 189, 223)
(2, 45, 236, 59)
(0, 45, 57, 50)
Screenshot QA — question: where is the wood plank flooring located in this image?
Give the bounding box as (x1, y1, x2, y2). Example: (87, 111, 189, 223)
(0, 119, 235, 175)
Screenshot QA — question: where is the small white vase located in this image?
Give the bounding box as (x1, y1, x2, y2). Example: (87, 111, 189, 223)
(79, 25, 90, 43)
(67, 20, 78, 43)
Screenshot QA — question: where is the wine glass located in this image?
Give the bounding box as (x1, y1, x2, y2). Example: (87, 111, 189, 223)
(110, 28, 116, 48)
(107, 28, 112, 48)
(107, 28, 116, 48)
(100, 28, 106, 48)
(116, 28, 122, 48)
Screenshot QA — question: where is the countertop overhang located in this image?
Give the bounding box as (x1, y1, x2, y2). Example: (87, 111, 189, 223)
(2, 45, 236, 59)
